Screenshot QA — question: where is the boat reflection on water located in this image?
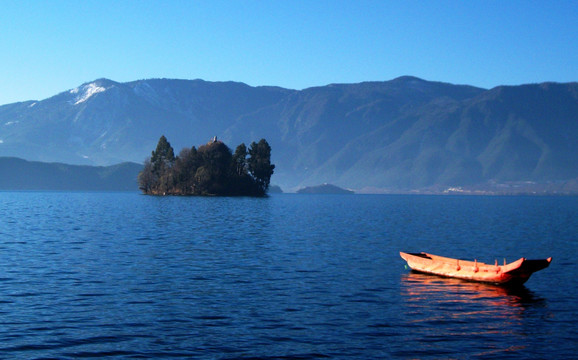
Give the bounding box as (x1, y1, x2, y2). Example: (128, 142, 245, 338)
(401, 271, 545, 313)
(399, 271, 549, 357)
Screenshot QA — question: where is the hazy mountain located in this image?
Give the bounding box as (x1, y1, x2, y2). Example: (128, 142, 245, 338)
(1, 76, 576, 191)
(0, 157, 141, 191)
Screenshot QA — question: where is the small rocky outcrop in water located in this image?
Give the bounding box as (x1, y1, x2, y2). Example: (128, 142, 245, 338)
(296, 183, 354, 194)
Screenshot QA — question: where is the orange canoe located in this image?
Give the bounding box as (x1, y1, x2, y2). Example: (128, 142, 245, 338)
(400, 251, 552, 286)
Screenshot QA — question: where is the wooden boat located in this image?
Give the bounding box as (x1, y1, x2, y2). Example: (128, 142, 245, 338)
(400, 251, 552, 286)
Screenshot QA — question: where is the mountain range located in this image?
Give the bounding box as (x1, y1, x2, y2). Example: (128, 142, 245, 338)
(0, 76, 576, 192)
(0, 157, 141, 191)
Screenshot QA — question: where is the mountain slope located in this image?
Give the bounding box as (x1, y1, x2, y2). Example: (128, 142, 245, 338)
(0, 157, 141, 191)
(311, 82, 578, 189)
(0, 78, 292, 166)
(0, 77, 576, 191)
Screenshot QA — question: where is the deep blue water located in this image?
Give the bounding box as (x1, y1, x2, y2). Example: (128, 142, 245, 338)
(0, 192, 576, 359)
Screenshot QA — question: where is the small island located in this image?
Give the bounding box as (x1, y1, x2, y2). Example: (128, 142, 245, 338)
(138, 136, 275, 197)
(296, 183, 354, 194)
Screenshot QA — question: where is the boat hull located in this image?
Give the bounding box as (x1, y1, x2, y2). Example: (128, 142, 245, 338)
(400, 252, 551, 286)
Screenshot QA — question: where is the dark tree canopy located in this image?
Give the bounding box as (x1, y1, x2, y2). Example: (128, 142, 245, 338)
(138, 136, 274, 196)
(232, 143, 248, 177)
(248, 139, 275, 194)
(151, 135, 175, 169)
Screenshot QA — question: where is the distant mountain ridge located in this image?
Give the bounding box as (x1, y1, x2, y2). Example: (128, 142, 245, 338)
(0, 157, 141, 191)
(0, 76, 576, 191)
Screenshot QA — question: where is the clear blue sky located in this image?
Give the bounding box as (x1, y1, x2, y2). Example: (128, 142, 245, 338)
(0, 0, 576, 105)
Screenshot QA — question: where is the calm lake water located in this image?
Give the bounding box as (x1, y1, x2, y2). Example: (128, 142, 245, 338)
(0, 192, 576, 359)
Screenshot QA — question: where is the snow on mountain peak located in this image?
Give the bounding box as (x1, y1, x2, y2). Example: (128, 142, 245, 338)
(70, 82, 109, 105)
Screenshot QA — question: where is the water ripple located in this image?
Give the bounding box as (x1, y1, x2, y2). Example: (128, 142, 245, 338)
(0, 193, 575, 359)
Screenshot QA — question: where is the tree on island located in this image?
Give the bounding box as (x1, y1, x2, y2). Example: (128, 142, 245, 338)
(248, 139, 275, 195)
(138, 136, 275, 196)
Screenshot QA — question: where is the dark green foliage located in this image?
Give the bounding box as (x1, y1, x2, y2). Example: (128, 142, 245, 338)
(248, 139, 275, 194)
(151, 135, 175, 171)
(138, 136, 274, 196)
(232, 143, 248, 176)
